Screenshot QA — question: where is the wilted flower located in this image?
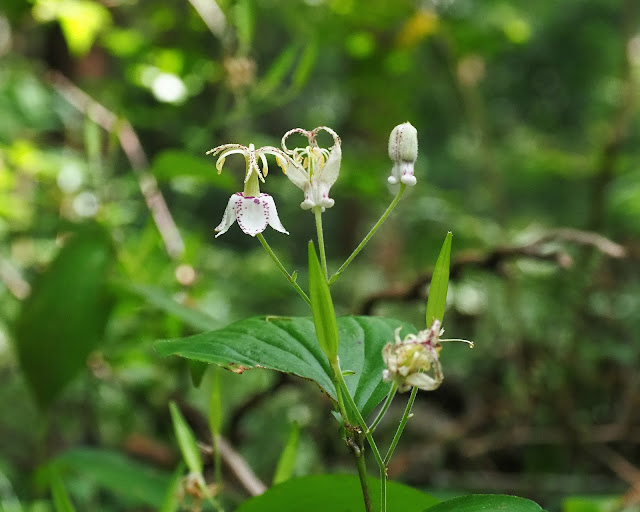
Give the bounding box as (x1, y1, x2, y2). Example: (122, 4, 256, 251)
(382, 320, 444, 392)
(281, 126, 342, 211)
(207, 143, 290, 237)
(387, 122, 418, 186)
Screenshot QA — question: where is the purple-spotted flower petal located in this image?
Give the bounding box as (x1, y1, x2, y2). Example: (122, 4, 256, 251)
(215, 193, 289, 238)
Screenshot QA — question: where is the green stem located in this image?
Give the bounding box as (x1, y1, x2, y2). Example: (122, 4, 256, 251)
(313, 206, 328, 278)
(353, 438, 373, 512)
(256, 233, 311, 306)
(331, 359, 387, 512)
(368, 383, 398, 434)
(384, 386, 418, 465)
(328, 184, 406, 286)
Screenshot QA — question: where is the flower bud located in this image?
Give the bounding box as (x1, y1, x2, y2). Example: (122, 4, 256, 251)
(388, 122, 418, 186)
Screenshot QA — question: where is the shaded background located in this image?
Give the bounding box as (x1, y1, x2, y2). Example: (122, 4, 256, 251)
(1, 0, 639, 510)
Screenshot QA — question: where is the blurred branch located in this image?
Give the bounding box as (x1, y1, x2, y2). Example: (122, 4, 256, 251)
(204, 437, 267, 496)
(176, 399, 267, 496)
(592, 446, 640, 507)
(187, 0, 227, 40)
(48, 71, 185, 260)
(360, 228, 626, 315)
(0, 256, 30, 300)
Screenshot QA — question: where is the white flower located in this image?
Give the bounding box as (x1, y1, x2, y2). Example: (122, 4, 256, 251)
(214, 192, 288, 237)
(388, 122, 418, 186)
(382, 320, 444, 392)
(206, 143, 290, 237)
(281, 126, 341, 211)
(206, 143, 288, 184)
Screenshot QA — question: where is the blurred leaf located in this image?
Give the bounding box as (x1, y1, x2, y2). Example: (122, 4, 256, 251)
(425, 231, 452, 327)
(256, 43, 299, 98)
(158, 464, 185, 512)
(292, 38, 318, 90)
(13, 224, 114, 409)
(0, 470, 22, 512)
(48, 467, 76, 512)
(234, 0, 254, 53)
(562, 495, 632, 512)
(151, 150, 236, 190)
(189, 360, 208, 387)
(53, 448, 172, 508)
(169, 401, 203, 476)
(272, 421, 299, 485)
(236, 474, 439, 512)
(156, 316, 414, 418)
(119, 282, 218, 331)
(308, 241, 338, 363)
(32, 0, 111, 56)
(424, 494, 544, 512)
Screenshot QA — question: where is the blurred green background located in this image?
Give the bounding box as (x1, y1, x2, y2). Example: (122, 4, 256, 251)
(1, 0, 639, 510)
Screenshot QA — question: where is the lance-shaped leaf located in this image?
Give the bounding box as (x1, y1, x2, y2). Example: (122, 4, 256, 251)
(156, 316, 414, 418)
(308, 242, 339, 363)
(425, 231, 452, 327)
(272, 421, 300, 485)
(169, 401, 203, 476)
(49, 466, 77, 512)
(13, 224, 114, 409)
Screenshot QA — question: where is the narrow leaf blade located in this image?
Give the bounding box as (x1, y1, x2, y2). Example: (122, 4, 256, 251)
(272, 422, 300, 485)
(169, 402, 203, 475)
(308, 242, 339, 362)
(49, 467, 77, 512)
(425, 232, 452, 327)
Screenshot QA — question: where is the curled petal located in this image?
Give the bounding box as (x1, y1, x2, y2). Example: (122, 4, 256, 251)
(214, 194, 240, 237)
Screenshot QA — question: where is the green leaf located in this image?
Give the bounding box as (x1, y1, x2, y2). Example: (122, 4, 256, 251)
(562, 495, 623, 512)
(158, 464, 185, 512)
(13, 224, 115, 409)
(236, 474, 439, 512)
(272, 422, 300, 485)
(424, 494, 544, 512)
(425, 231, 452, 327)
(156, 316, 413, 418)
(52, 448, 172, 508)
(49, 467, 76, 512)
(256, 43, 299, 98)
(118, 282, 219, 331)
(292, 38, 318, 90)
(189, 361, 208, 387)
(169, 401, 203, 476)
(151, 150, 236, 191)
(308, 242, 339, 362)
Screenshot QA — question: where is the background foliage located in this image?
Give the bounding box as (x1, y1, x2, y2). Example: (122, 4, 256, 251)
(1, 0, 639, 510)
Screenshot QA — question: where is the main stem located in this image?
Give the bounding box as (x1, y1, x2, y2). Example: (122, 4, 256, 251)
(256, 233, 311, 306)
(329, 184, 406, 286)
(331, 359, 387, 512)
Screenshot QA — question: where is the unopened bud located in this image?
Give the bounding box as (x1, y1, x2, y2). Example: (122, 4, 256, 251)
(388, 122, 418, 186)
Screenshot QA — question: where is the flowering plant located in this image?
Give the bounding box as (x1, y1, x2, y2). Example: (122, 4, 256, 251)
(155, 123, 541, 512)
